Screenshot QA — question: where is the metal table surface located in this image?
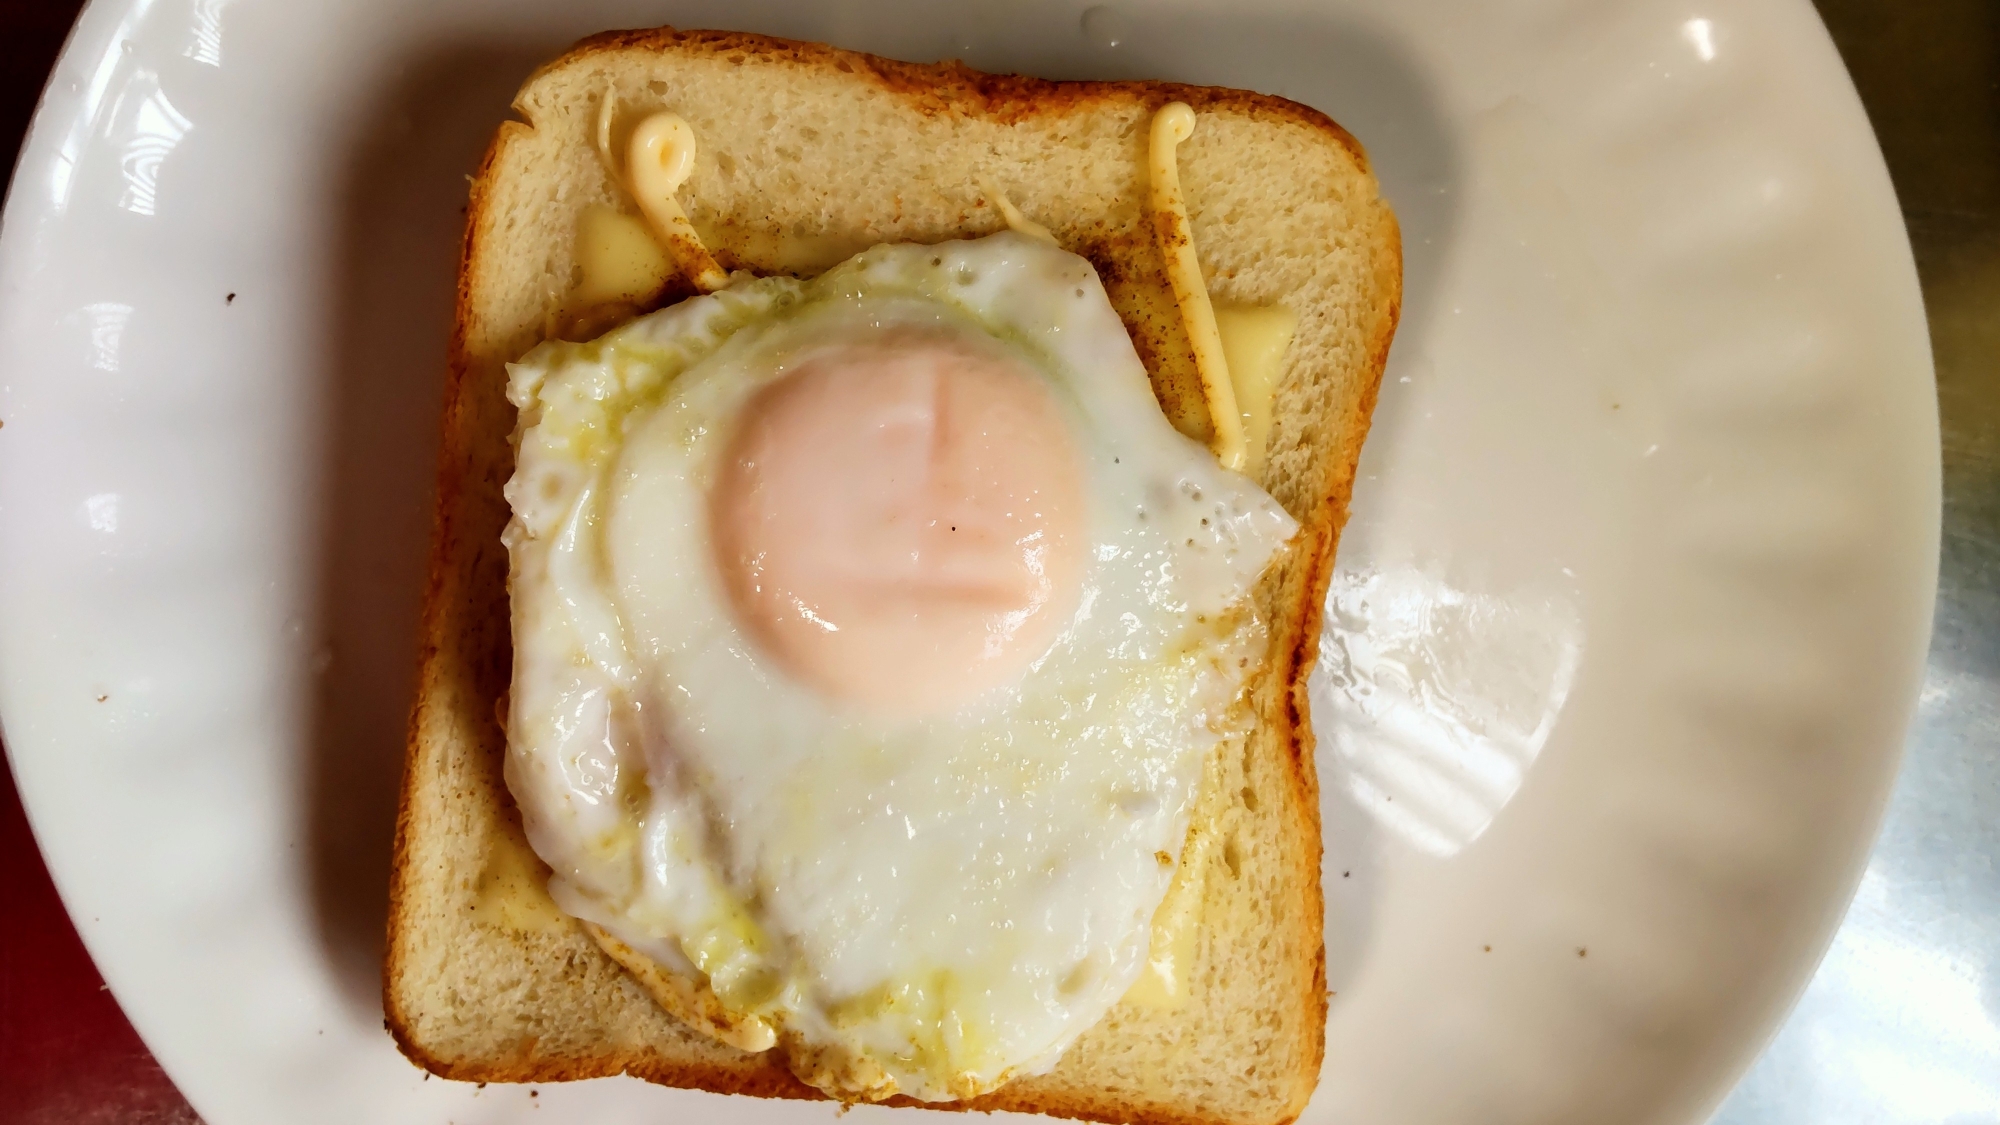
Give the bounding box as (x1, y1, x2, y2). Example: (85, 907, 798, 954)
(0, 1, 1991, 1122)
(1711, 1, 2000, 1120)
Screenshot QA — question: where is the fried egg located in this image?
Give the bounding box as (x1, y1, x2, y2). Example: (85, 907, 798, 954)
(502, 232, 1296, 1101)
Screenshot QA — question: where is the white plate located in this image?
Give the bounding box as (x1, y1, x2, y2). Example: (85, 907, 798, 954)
(0, 0, 1938, 1122)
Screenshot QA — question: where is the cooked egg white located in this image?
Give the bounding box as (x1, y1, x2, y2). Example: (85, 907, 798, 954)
(502, 232, 1296, 1101)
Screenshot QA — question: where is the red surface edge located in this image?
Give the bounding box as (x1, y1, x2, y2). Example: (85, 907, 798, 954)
(3, 3, 201, 1120)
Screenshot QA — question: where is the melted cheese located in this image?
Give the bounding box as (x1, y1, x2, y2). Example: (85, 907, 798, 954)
(1123, 829, 1211, 1010)
(470, 835, 569, 933)
(573, 204, 674, 309)
(704, 225, 870, 277)
(1214, 305, 1298, 479)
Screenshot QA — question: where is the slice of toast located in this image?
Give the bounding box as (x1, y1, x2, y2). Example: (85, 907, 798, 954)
(384, 26, 1399, 1125)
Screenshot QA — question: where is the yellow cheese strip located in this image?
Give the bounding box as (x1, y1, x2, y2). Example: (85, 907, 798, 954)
(1123, 830, 1212, 1010)
(1149, 102, 1246, 472)
(469, 836, 570, 934)
(1214, 304, 1298, 480)
(573, 204, 675, 309)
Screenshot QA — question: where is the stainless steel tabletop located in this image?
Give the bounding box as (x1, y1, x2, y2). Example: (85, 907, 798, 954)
(1712, 1, 1999, 1120)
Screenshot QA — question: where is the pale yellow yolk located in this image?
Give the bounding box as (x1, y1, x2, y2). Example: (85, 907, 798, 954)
(709, 330, 1088, 716)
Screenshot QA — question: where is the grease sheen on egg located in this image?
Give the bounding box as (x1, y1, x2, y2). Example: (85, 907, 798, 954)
(501, 232, 1298, 1102)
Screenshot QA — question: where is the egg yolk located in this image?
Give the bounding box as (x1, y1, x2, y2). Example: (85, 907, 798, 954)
(710, 328, 1087, 717)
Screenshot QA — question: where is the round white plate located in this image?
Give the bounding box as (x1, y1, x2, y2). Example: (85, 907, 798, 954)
(0, 0, 1937, 1122)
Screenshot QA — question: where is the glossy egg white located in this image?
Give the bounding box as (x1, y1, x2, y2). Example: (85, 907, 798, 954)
(501, 233, 1296, 1100)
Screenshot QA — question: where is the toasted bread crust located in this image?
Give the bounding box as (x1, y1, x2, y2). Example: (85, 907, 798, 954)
(380, 117, 510, 1052)
(385, 24, 1399, 1125)
(543, 27, 1371, 168)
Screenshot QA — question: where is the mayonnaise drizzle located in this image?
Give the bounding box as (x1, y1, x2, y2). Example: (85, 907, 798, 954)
(980, 179, 1059, 246)
(595, 83, 622, 186)
(594, 87, 729, 294)
(1148, 102, 1246, 472)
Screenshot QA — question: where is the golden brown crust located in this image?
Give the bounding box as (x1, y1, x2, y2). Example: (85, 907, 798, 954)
(1262, 207, 1401, 1115)
(381, 116, 517, 1044)
(384, 1010, 821, 1098)
(386, 23, 1400, 1125)
(537, 25, 1371, 173)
